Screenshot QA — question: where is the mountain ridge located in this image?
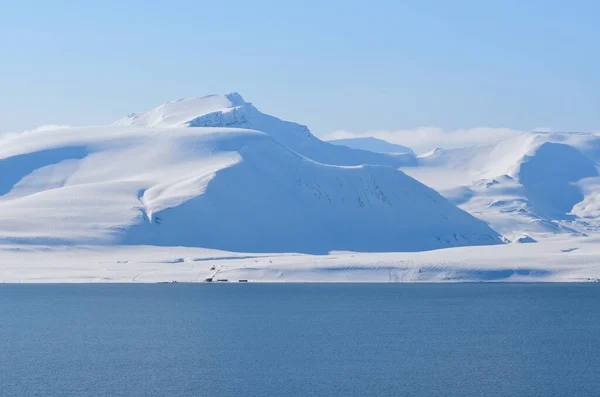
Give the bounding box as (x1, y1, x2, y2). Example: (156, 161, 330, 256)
(0, 94, 504, 253)
(115, 93, 418, 168)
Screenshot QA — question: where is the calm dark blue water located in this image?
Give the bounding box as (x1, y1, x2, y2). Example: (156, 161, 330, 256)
(1, 283, 599, 397)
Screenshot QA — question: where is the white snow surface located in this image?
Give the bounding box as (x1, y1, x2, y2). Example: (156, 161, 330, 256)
(0, 95, 502, 256)
(1, 235, 598, 283)
(3, 94, 600, 282)
(115, 93, 417, 168)
(401, 132, 600, 241)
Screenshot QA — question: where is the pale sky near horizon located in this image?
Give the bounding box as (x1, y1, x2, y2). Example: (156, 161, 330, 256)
(2, 0, 599, 141)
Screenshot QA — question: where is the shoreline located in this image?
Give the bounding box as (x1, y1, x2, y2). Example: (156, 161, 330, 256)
(2, 237, 600, 283)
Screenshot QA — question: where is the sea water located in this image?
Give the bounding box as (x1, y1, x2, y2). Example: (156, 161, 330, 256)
(1, 283, 599, 396)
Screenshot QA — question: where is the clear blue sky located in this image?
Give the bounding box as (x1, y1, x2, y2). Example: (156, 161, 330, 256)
(2, 0, 599, 135)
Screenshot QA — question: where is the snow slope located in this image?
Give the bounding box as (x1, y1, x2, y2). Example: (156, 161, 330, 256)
(400, 132, 600, 240)
(4, 95, 600, 282)
(0, 123, 502, 254)
(328, 137, 415, 156)
(115, 93, 417, 167)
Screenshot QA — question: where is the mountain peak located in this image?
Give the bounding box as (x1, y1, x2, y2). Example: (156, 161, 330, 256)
(113, 92, 250, 128)
(113, 92, 418, 168)
(223, 92, 245, 106)
(172, 92, 246, 106)
(174, 92, 246, 107)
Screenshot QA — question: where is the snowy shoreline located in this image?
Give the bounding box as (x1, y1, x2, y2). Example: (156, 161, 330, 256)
(2, 236, 599, 283)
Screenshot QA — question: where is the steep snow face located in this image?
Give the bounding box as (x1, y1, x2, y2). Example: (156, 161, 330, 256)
(328, 137, 415, 156)
(0, 125, 502, 253)
(122, 137, 502, 253)
(402, 132, 600, 240)
(115, 93, 417, 168)
(517, 142, 597, 218)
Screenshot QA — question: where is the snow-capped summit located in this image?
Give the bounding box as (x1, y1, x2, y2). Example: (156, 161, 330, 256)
(115, 93, 417, 167)
(0, 93, 505, 253)
(115, 92, 248, 129)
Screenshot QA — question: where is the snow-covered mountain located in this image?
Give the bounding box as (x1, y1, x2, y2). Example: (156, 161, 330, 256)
(6, 94, 600, 282)
(115, 93, 417, 168)
(398, 132, 600, 240)
(328, 137, 415, 156)
(0, 95, 503, 254)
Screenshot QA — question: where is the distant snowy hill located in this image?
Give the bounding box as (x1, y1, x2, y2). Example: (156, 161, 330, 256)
(115, 93, 417, 168)
(0, 95, 503, 253)
(328, 137, 415, 156)
(402, 132, 600, 240)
